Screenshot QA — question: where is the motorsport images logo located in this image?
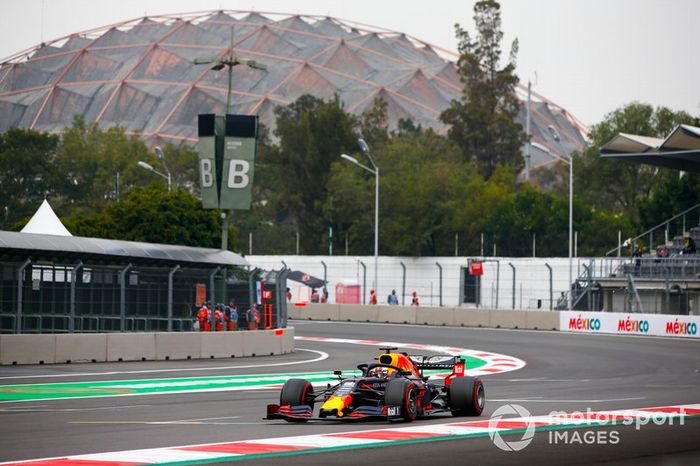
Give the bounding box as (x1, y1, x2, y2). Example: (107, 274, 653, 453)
(488, 404, 536, 451)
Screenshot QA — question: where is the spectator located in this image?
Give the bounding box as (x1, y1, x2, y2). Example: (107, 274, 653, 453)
(225, 300, 238, 331)
(247, 304, 260, 330)
(214, 304, 224, 332)
(369, 289, 377, 305)
(321, 287, 329, 303)
(196, 303, 210, 332)
(286, 287, 292, 302)
(683, 236, 697, 254)
(311, 288, 320, 303)
(411, 291, 420, 306)
(387, 289, 399, 305)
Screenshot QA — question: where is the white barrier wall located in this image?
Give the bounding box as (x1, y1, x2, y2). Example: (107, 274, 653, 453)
(290, 303, 559, 331)
(0, 328, 295, 365)
(560, 311, 700, 338)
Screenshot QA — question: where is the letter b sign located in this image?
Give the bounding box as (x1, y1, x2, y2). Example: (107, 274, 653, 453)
(200, 159, 214, 187)
(227, 160, 250, 188)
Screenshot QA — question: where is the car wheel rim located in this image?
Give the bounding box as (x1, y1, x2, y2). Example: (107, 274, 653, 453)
(407, 388, 417, 416)
(476, 384, 485, 408)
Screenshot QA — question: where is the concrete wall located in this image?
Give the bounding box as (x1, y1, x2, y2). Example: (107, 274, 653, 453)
(0, 328, 295, 365)
(291, 303, 560, 331)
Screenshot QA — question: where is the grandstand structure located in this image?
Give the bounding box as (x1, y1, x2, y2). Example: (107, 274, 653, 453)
(0, 10, 586, 167)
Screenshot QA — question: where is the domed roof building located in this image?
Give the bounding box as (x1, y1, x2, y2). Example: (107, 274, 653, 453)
(0, 10, 587, 166)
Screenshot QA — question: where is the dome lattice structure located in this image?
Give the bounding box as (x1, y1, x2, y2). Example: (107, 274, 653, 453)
(0, 10, 587, 160)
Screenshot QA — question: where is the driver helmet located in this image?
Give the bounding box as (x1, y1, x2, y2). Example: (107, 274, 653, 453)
(370, 366, 395, 378)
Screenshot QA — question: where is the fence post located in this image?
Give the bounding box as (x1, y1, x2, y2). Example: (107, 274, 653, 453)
(167, 265, 180, 332)
(70, 261, 83, 333)
(359, 260, 367, 304)
(16, 259, 31, 334)
(209, 266, 221, 331)
(496, 260, 500, 309)
(400, 262, 406, 306)
(436, 262, 443, 307)
(545, 263, 553, 310)
(276, 268, 289, 328)
(508, 262, 516, 310)
(119, 264, 132, 332)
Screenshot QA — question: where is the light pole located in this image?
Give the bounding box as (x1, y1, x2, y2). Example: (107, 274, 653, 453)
(154, 146, 172, 191)
(194, 26, 266, 251)
(137, 160, 171, 192)
(548, 125, 573, 311)
(341, 139, 379, 295)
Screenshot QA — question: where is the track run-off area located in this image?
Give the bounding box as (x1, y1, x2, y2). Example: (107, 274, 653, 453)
(0, 321, 698, 465)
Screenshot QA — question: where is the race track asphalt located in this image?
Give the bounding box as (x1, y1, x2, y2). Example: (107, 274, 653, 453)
(0, 320, 698, 465)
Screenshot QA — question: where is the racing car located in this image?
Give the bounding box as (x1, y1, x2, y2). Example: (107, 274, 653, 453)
(265, 346, 485, 422)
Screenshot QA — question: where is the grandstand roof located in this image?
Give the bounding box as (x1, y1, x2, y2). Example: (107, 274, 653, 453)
(0, 10, 587, 163)
(600, 124, 700, 172)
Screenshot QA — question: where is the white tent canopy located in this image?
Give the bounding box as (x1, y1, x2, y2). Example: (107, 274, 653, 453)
(20, 199, 73, 236)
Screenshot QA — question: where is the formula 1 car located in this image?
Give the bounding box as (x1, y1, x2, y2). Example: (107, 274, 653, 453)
(265, 346, 485, 422)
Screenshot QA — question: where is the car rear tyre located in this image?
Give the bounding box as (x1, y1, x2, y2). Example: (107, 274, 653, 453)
(448, 376, 485, 416)
(385, 379, 418, 422)
(280, 378, 314, 408)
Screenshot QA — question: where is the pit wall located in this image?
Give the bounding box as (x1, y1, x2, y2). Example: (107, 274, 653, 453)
(0, 328, 294, 365)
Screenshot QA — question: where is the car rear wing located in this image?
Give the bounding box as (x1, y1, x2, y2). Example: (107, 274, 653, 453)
(409, 355, 465, 374)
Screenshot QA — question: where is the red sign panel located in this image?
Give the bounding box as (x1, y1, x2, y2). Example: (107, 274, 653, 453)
(469, 261, 483, 276)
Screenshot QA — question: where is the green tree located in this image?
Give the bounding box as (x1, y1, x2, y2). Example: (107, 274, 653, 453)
(55, 116, 153, 213)
(637, 172, 700, 240)
(440, 0, 526, 179)
(359, 96, 390, 150)
(270, 95, 358, 254)
(326, 126, 483, 256)
(0, 128, 60, 228)
(576, 102, 696, 220)
(64, 185, 224, 248)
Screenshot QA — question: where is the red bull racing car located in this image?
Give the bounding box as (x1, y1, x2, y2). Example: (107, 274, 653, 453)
(266, 346, 485, 422)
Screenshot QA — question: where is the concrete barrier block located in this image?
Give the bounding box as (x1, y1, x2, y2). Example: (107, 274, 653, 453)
(415, 307, 455, 326)
(287, 305, 303, 320)
(525, 311, 560, 330)
(453, 309, 491, 328)
(488, 309, 528, 329)
(107, 333, 156, 362)
(289, 303, 340, 320)
(201, 332, 244, 359)
(0, 334, 56, 365)
(55, 333, 107, 363)
(241, 329, 279, 357)
(377, 306, 417, 324)
(155, 332, 201, 360)
(338, 304, 379, 322)
(279, 327, 295, 354)
(301, 303, 341, 321)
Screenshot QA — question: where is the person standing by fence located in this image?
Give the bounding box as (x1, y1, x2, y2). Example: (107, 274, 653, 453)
(411, 291, 420, 306)
(197, 303, 210, 331)
(247, 304, 260, 330)
(225, 300, 238, 331)
(214, 304, 224, 332)
(387, 289, 399, 305)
